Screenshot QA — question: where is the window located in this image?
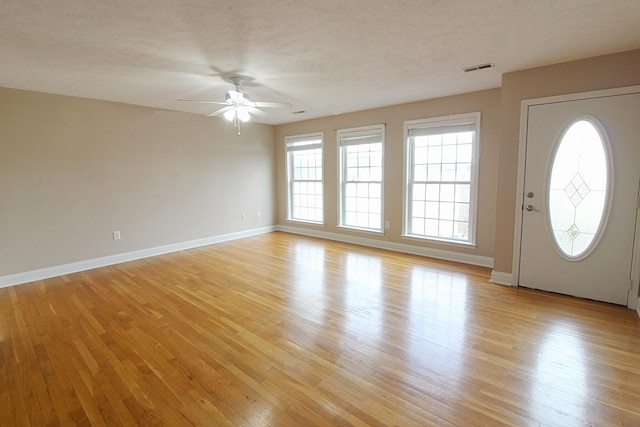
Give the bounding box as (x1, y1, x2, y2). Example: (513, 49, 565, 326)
(548, 119, 609, 259)
(404, 113, 480, 244)
(338, 125, 384, 232)
(285, 133, 324, 223)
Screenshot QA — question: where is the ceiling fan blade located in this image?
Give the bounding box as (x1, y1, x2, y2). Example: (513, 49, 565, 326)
(207, 106, 233, 117)
(178, 99, 229, 105)
(246, 106, 268, 117)
(252, 101, 293, 109)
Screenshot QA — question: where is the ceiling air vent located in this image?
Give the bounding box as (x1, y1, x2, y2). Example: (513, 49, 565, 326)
(463, 63, 495, 73)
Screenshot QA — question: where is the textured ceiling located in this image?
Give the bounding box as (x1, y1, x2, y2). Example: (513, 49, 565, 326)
(1, 1, 640, 125)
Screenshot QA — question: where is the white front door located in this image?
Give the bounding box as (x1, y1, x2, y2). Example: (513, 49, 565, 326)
(518, 90, 640, 305)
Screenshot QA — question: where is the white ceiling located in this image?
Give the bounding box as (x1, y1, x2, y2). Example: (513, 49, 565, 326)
(2, 1, 639, 125)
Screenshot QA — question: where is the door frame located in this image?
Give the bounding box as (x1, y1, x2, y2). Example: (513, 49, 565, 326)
(511, 85, 640, 309)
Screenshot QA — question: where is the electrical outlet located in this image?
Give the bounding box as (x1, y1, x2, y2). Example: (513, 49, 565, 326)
(257, 210, 261, 219)
(384, 221, 390, 229)
(113, 231, 121, 240)
(241, 213, 246, 220)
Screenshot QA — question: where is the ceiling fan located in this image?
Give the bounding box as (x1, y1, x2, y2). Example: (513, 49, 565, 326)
(179, 77, 292, 134)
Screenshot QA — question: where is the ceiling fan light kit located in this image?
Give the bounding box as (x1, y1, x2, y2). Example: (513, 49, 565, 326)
(223, 107, 250, 123)
(179, 76, 292, 135)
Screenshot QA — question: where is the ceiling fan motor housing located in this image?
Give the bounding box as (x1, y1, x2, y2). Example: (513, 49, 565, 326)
(225, 90, 249, 104)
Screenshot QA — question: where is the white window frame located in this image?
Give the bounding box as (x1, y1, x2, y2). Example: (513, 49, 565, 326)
(285, 132, 324, 224)
(403, 112, 480, 246)
(337, 124, 385, 233)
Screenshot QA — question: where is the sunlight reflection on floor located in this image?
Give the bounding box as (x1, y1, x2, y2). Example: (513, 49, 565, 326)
(530, 323, 589, 424)
(343, 252, 383, 342)
(407, 266, 469, 375)
(291, 241, 326, 322)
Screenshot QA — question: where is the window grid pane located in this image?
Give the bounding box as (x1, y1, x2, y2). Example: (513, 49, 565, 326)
(286, 135, 323, 223)
(407, 122, 476, 243)
(340, 138, 383, 231)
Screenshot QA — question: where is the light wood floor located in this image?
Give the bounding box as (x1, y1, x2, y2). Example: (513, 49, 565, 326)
(1, 232, 639, 426)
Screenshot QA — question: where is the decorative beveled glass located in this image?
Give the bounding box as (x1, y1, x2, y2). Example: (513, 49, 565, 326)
(548, 119, 609, 259)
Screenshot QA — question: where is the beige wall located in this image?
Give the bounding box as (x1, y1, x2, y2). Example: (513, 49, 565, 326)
(0, 88, 276, 277)
(274, 89, 501, 260)
(4, 49, 639, 282)
(493, 49, 640, 274)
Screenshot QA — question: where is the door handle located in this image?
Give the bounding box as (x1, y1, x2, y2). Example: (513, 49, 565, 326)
(525, 204, 540, 212)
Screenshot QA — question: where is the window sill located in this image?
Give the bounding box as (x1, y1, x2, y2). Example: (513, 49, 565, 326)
(337, 225, 384, 235)
(401, 234, 477, 249)
(285, 219, 325, 227)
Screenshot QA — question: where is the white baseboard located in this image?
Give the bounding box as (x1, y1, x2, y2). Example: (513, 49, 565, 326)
(276, 225, 493, 268)
(0, 226, 276, 289)
(490, 270, 513, 286)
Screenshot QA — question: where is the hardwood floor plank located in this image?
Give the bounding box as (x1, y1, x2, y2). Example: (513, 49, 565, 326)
(1, 231, 640, 425)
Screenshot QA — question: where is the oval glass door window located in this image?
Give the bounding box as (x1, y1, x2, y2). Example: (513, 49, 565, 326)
(548, 119, 609, 259)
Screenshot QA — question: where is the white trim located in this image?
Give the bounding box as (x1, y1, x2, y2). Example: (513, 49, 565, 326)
(490, 271, 513, 286)
(0, 226, 276, 289)
(512, 85, 640, 311)
(277, 224, 493, 268)
(402, 118, 410, 239)
(511, 98, 530, 288)
(629, 181, 640, 310)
